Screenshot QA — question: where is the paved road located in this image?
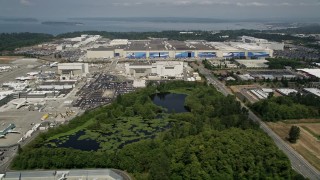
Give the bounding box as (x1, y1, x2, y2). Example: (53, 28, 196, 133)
(194, 62, 320, 180)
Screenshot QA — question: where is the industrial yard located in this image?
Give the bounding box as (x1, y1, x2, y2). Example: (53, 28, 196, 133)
(0, 32, 320, 179)
(0, 54, 198, 173)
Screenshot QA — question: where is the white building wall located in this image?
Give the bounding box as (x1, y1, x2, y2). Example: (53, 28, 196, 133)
(155, 61, 184, 77)
(87, 51, 114, 59)
(58, 63, 89, 77)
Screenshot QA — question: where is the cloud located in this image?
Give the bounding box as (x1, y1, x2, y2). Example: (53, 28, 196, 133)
(20, 0, 31, 6)
(108, 0, 320, 7)
(279, 2, 292, 6)
(236, 1, 268, 7)
(112, 1, 143, 6)
(173, 1, 192, 5)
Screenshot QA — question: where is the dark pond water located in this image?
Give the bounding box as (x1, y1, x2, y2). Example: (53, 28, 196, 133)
(152, 93, 189, 113)
(49, 131, 100, 151)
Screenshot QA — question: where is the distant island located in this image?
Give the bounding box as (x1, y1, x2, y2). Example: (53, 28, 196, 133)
(41, 21, 84, 26)
(1, 18, 38, 22)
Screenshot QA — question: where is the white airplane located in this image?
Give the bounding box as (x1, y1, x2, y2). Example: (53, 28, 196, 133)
(13, 99, 46, 110)
(12, 100, 30, 109)
(27, 72, 39, 76)
(0, 66, 11, 70)
(58, 173, 67, 180)
(50, 62, 58, 68)
(7, 129, 20, 134)
(15, 76, 33, 81)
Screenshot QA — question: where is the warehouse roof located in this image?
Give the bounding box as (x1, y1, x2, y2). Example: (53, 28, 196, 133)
(89, 40, 272, 52)
(298, 69, 320, 78)
(304, 88, 320, 97)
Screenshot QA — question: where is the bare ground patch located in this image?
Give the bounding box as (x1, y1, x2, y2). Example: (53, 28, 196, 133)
(267, 121, 320, 171)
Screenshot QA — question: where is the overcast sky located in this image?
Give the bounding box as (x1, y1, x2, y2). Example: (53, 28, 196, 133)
(0, 0, 320, 20)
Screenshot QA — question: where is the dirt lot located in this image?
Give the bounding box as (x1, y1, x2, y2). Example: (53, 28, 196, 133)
(229, 85, 258, 93)
(229, 85, 263, 103)
(0, 56, 23, 64)
(268, 121, 320, 171)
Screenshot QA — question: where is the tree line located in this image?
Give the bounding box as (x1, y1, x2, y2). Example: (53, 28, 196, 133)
(0, 33, 54, 52)
(250, 93, 320, 121)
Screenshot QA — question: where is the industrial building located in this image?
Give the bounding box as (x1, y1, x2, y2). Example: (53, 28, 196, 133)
(86, 39, 275, 59)
(297, 68, 320, 79)
(0, 91, 14, 107)
(58, 63, 89, 80)
(303, 88, 320, 97)
(235, 59, 269, 68)
(18, 90, 59, 98)
(1, 169, 123, 180)
(38, 80, 77, 90)
(125, 61, 185, 79)
(276, 88, 298, 96)
(241, 36, 284, 50)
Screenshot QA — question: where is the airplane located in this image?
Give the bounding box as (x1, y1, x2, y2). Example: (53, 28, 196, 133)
(26, 72, 39, 76)
(15, 76, 33, 81)
(12, 100, 30, 109)
(7, 129, 20, 134)
(0, 124, 17, 138)
(58, 173, 67, 180)
(50, 62, 58, 68)
(0, 66, 11, 70)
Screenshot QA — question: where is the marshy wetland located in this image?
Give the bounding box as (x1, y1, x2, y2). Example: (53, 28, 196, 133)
(45, 91, 189, 152)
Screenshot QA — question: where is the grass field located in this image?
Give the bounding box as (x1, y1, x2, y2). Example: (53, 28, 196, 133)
(267, 121, 320, 171)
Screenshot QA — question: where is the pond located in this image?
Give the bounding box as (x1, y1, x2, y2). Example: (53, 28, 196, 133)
(152, 93, 189, 113)
(48, 131, 100, 151)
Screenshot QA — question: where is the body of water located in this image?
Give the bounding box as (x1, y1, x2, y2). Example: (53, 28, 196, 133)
(49, 131, 100, 151)
(152, 93, 189, 113)
(0, 19, 269, 35)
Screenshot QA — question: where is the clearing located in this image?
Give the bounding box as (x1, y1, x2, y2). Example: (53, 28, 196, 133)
(268, 121, 320, 171)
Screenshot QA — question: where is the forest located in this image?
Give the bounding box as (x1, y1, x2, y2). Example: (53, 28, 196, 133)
(11, 81, 304, 179)
(266, 58, 307, 69)
(0, 33, 54, 52)
(250, 93, 320, 121)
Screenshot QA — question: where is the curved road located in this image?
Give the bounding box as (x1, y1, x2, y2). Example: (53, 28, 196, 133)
(195, 63, 320, 180)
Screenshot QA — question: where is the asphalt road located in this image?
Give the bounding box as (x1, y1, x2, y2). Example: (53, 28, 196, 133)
(195, 62, 320, 180)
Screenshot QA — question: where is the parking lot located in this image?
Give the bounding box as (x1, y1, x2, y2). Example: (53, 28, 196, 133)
(274, 46, 320, 60)
(74, 73, 135, 110)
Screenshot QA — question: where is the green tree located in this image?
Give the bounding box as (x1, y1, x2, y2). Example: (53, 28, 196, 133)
(268, 92, 274, 99)
(288, 126, 300, 143)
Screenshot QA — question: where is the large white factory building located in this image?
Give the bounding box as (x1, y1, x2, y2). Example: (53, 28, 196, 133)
(87, 38, 278, 60)
(125, 61, 185, 79)
(58, 63, 89, 80)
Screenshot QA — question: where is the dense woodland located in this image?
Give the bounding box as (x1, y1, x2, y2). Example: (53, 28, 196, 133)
(11, 82, 304, 179)
(0, 33, 54, 52)
(250, 94, 320, 121)
(266, 58, 307, 69)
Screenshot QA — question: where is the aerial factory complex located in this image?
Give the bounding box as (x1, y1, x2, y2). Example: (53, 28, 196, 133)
(0, 30, 320, 180)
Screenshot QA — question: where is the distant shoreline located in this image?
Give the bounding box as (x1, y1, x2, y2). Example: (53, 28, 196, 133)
(41, 21, 84, 26)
